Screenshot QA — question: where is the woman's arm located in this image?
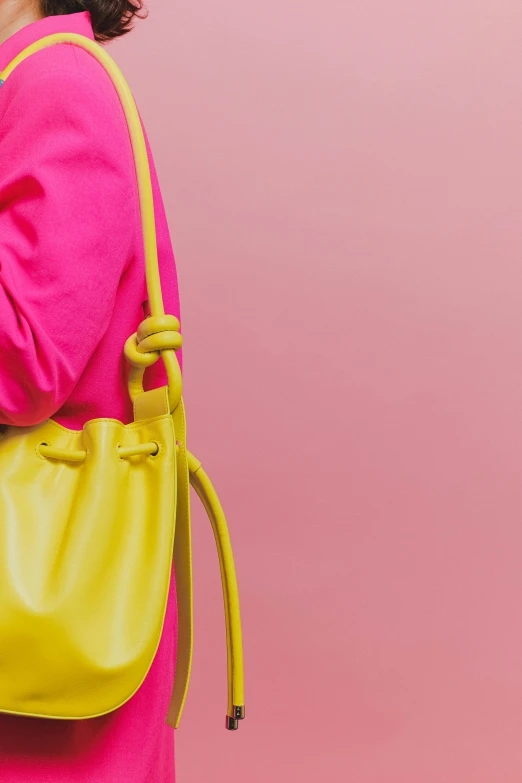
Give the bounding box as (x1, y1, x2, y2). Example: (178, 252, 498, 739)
(0, 66, 138, 426)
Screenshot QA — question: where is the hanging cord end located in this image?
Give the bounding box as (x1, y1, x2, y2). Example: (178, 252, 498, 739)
(226, 705, 245, 731)
(187, 451, 245, 732)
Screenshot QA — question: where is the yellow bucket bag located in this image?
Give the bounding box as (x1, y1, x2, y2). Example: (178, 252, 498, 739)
(0, 34, 245, 731)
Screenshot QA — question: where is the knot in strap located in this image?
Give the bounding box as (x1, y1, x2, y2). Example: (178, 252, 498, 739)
(124, 315, 182, 369)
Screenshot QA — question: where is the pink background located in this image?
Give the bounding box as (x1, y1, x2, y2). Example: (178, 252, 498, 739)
(112, 1, 522, 780)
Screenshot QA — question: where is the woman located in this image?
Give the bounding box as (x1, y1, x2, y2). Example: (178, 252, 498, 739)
(0, 1, 180, 780)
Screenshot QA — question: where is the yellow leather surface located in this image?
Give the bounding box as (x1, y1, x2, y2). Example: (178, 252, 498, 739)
(0, 33, 244, 729)
(133, 385, 170, 422)
(0, 413, 176, 719)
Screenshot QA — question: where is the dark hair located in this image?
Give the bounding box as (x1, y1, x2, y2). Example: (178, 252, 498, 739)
(40, 0, 148, 43)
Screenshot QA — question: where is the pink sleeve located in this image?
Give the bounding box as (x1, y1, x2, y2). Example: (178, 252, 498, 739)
(0, 67, 137, 427)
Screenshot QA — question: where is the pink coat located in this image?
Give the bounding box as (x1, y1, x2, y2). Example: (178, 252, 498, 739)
(0, 10, 179, 781)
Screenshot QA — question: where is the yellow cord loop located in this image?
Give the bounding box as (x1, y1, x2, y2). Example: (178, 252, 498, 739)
(124, 315, 182, 369)
(137, 314, 182, 347)
(123, 315, 183, 409)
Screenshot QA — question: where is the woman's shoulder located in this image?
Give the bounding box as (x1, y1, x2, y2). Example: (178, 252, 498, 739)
(1, 42, 82, 102)
(1, 39, 129, 130)
(0, 42, 135, 175)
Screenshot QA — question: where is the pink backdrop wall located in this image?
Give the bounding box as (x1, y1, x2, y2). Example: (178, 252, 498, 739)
(112, 2, 522, 780)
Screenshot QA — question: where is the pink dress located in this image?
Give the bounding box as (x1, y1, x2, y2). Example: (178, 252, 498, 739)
(0, 10, 180, 781)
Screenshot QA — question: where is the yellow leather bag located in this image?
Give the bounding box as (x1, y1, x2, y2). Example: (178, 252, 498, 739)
(0, 34, 245, 730)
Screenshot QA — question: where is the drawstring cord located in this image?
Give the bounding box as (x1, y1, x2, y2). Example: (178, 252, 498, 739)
(187, 451, 245, 729)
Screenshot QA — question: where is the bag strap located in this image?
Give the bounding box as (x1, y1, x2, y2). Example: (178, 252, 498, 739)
(0, 32, 182, 414)
(0, 33, 245, 731)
